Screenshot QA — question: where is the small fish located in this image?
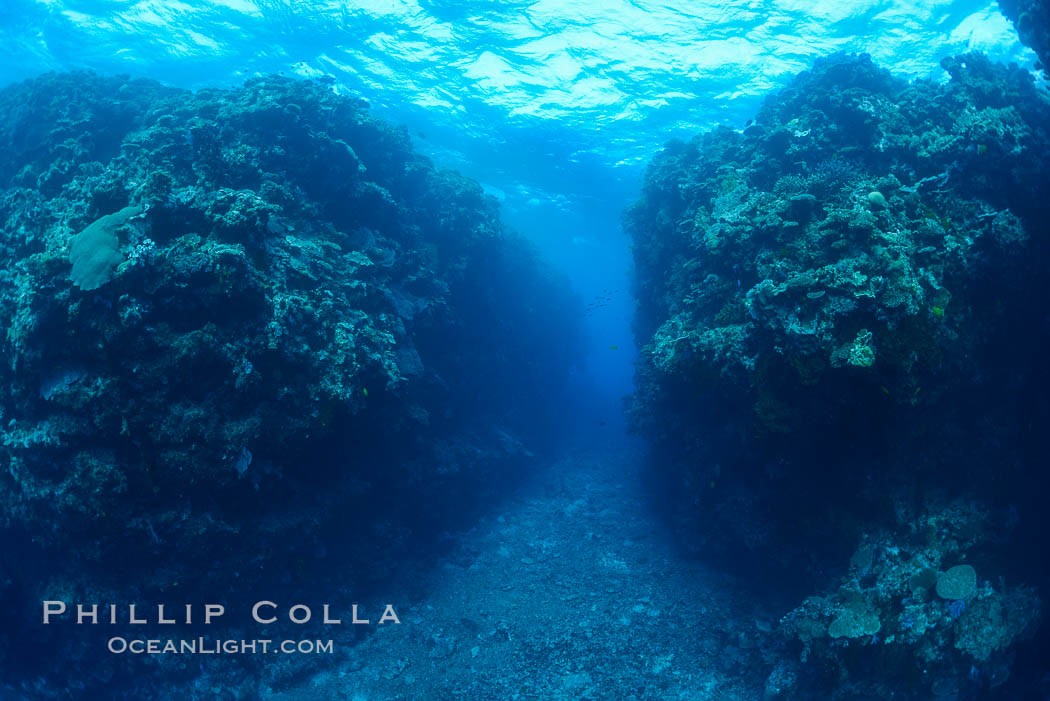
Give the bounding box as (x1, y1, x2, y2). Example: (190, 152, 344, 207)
(362, 388, 369, 397)
(609, 345, 618, 350)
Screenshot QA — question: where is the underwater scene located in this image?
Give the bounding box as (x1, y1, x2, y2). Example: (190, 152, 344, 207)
(1, 0, 1049, 699)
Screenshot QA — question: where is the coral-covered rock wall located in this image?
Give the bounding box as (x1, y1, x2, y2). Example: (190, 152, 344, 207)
(999, 0, 1050, 74)
(0, 72, 582, 693)
(627, 54, 1050, 698)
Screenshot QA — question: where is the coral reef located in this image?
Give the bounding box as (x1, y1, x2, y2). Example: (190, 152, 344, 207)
(775, 503, 1041, 699)
(0, 72, 582, 696)
(999, 0, 1050, 75)
(627, 53, 1050, 696)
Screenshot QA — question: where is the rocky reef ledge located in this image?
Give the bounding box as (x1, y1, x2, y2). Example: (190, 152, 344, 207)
(0, 72, 582, 696)
(627, 53, 1049, 698)
(999, 0, 1050, 75)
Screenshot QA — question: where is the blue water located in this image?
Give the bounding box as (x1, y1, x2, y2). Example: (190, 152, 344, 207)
(1, 2, 1047, 699)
